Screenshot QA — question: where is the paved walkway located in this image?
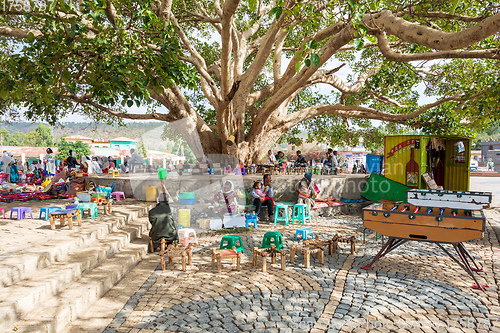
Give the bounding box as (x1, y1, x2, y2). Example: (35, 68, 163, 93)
(74, 209, 500, 333)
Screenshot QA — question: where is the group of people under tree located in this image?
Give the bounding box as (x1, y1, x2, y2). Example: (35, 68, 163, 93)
(264, 148, 340, 174)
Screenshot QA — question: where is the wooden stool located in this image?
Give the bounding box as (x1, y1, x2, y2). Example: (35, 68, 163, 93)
(159, 240, 192, 271)
(253, 245, 286, 273)
(332, 234, 356, 254)
(290, 245, 324, 268)
(49, 209, 82, 230)
(212, 247, 241, 273)
(303, 237, 334, 255)
(95, 198, 112, 215)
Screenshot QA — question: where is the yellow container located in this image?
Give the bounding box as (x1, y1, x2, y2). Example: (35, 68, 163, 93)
(146, 185, 157, 202)
(178, 209, 191, 228)
(197, 219, 211, 229)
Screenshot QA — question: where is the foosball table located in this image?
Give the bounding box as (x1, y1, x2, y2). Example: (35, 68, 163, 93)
(362, 189, 492, 290)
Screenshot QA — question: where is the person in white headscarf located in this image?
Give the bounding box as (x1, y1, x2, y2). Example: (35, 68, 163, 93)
(45, 148, 56, 175)
(101, 156, 110, 173)
(0, 151, 11, 174)
(91, 157, 102, 173)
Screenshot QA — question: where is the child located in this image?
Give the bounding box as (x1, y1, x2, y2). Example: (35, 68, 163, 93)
(252, 181, 266, 199)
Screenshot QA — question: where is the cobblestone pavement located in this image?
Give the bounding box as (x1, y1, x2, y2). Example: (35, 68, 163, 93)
(102, 209, 500, 333)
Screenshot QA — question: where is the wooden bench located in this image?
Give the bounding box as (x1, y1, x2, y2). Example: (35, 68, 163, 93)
(332, 234, 356, 254)
(212, 247, 241, 273)
(160, 240, 193, 271)
(253, 245, 286, 273)
(290, 244, 324, 268)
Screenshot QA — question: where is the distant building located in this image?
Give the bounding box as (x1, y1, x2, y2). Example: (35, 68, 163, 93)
(63, 135, 93, 145)
(480, 140, 500, 161)
(110, 137, 136, 151)
(63, 136, 111, 148)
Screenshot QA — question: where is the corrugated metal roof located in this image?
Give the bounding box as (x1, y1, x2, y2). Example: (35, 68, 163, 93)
(111, 137, 136, 142)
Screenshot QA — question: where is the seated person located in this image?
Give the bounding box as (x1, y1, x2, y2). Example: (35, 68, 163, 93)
(148, 193, 178, 251)
(276, 151, 287, 173)
(295, 150, 308, 168)
(251, 174, 274, 221)
(213, 180, 238, 217)
(265, 150, 276, 165)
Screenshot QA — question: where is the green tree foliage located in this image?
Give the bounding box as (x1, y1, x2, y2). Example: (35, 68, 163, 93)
(1, 1, 500, 162)
(56, 140, 92, 160)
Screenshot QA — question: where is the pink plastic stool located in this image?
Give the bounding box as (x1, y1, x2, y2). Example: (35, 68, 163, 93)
(111, 191, 126, 201)
(224, 165, 232, 174)
(178, 228, 198, 247)
(0, 207, 5, 218)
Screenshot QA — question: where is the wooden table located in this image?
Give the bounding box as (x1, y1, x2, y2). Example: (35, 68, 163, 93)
(160, 240, 193, 271)
(49, 209, 82, 230)
(253, 245, 286, 272)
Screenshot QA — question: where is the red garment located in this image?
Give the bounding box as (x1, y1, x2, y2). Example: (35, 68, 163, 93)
(265, 196, 275, 207)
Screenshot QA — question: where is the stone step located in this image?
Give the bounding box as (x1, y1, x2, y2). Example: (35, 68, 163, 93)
(15, 240, 149, 333)
(0, 216, 151, 333)
(0, 205, 149, 288)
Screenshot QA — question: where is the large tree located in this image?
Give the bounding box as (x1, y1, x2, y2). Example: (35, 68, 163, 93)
(1, 0, 499, 163)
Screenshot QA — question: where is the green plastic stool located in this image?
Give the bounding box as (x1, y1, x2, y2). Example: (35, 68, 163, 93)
(292, 203, 311, 224)
(220, 235, 244, 253)
(262, 232, 283, 251)
(274, 204, 289, 225)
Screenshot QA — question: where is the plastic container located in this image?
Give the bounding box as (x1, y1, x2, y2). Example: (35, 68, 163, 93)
(77, 192, 91, 202)
(179, 192, 196, 205)
(223, 213, 246, 228)
(178, 209, 191, 228)
(210, 218, 223, 230)
(366, 154, 383, 174)
(146, 185, 157, 202)
(158, 168, 168, 180)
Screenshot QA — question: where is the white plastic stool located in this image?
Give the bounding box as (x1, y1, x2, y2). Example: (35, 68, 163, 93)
(178, 228, 198, 247)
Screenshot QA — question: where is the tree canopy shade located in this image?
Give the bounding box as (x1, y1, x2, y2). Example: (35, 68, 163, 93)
(1, 0, 500, 163)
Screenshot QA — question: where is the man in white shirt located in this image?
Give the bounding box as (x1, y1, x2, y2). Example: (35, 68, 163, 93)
(129, 149, 144, 173)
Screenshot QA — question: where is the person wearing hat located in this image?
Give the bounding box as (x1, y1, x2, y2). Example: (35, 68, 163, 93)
(295, 172, 319, 210)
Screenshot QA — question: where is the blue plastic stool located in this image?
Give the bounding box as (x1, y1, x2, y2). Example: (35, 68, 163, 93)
(292, 203, 311, 224)
(245, 213, 258, 228)
(39, 206, 62, 221)
(295, 228, 314, 240)
(274, 204, 290, 225)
